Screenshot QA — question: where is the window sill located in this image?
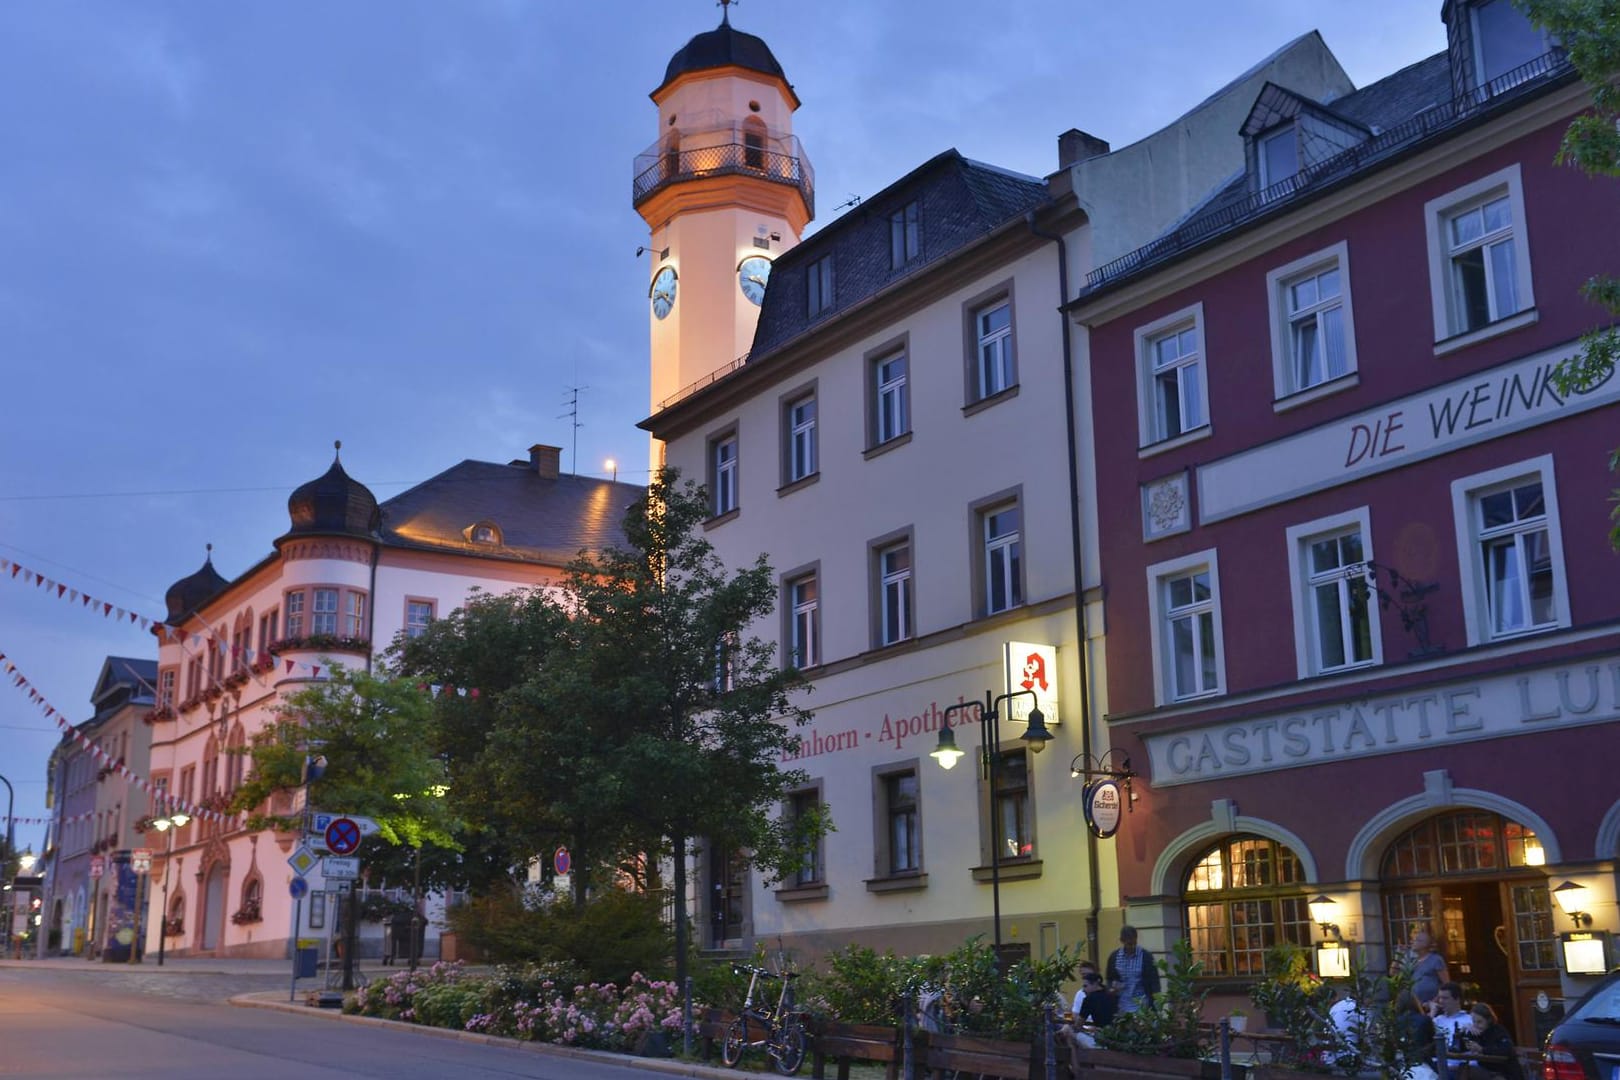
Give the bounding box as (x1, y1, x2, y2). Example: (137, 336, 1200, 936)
(865, 872, 928, 894)
(962, 385, 1019, 418)
(1138, 425, 1212, 459)
(1433, 307, 1539, 356)
(1273, 372, 1360, 413)
(863, 432, 913, 460)
(971, 859, 1043, 883)
(702, 508, 740, 531)
(775, 883, 830, 903)
(777, 472, 820, 498)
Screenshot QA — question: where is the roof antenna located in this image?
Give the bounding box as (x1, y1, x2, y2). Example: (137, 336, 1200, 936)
(559, 386, 588, 475)
(717, 0, 734, 27)
(833, 193, 862, 213)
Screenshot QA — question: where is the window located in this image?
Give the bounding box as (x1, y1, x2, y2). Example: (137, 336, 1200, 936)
(257, 609, 278, 654)
(1183, 836, 1312, 977)
(877, 541, 913, 646)
(783, 392, 818, 484)
(872, 351, 909, 446)
(157, 669, 176, 710)
(344, 592, 366, 638)
(743, 117, 767, 170)
(709, 431, 738, 517)
(786, 572, 820, 669)
(285, 591, 305, 638)
(1134, 304, 1207, 447)
(311, 588, 339, 635)
(713, 631, 738, 694)
(807, 255, 834, 317)
(1424, 165, 1535, 345)
(1452, 455, 1568, 646)
(789, 788, 823, 886)
(980, 501, 1023, 615)
(405, 600, 435, 639)
(974, 299, 1015, 400)
(994, 749, 1032, 860)
(890, 201, 919, 268)
(1267, 243, 1357, 400)
(1258, 125, 1298, 187)
(469, 522, 500, 545)
(1287, 509, 1382, 677)
(884, 770, 920, 874)
(1147, 550, 1225, 705)
(1472, 0, 1553, 90)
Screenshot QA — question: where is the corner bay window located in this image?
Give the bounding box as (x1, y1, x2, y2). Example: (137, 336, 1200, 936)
(282, 586, 368, 642)
(1184, 836, 1312, 977)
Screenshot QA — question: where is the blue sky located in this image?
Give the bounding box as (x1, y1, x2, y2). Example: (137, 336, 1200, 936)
(0, 1, 1446, 845)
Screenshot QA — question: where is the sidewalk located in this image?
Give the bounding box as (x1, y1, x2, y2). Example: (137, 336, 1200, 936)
(0, 952, 380, 979)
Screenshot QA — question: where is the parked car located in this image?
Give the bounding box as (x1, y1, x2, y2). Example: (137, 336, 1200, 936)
(1543, 971, 1620, 1080)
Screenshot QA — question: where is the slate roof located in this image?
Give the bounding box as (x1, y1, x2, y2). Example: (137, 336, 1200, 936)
(91, 656, 158, 714)
(747, 150, 1050, 362)
(656, 18, 791, 101)
(378, 460, 641, 567)
(1080, 48, 1572, 298)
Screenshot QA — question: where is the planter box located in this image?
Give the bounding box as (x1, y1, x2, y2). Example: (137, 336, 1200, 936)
(1073, 1047, 1222, 1080)
(808, 1021, 901, 1080)
(919, 1030, 1045, 1080)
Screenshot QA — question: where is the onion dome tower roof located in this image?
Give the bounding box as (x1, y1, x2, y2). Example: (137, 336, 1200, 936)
(655, 8, 790, 99)
(281, 441, 380, 542)
(164, 546, 228, 624)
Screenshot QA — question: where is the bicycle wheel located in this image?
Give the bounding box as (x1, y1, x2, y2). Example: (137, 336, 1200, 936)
(721, 1017, 748, 1067)
(772, 1019, 806, 1076)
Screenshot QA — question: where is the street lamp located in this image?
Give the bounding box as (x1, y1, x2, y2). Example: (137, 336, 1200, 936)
(0, 772, 15, 871)
(149, 812, 191, 966)
(605, 458, 618, 483)
(930, 689, 1052, 953)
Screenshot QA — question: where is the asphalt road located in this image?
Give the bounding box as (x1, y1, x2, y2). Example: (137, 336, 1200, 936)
(0, 965, 689, 1080)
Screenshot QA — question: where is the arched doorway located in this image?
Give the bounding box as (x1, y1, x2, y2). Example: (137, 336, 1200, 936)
(201, 867, 228, 952)
(1380, 809, 1557, 1044)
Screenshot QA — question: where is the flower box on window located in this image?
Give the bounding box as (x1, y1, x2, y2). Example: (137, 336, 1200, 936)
(250, 655, 278, 675)
(163, 917, 185, 937)
(223, 671, 250, 691)
(148, 705, 176, 724)
(203, 686, 224, 703)
(267, 634, 371, 656)
(230, 902, 262, 926)
(179, 695, 203, 714)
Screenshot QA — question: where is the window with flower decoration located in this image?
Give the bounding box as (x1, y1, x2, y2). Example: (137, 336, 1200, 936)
(1183, 835, 1313, 977)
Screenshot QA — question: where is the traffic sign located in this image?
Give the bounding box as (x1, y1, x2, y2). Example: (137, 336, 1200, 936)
(287, 843, 319, 876)
(88, 855, 105, 879)
(553, 847, 571, 876)
(325, 817, 362, 856)
(321, 856, 360, 880)
(289, 877, 309, 899)
(310, 812, 380, 838)
(131, 848, 153, 873)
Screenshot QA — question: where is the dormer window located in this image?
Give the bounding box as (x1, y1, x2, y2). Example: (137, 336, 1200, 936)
(1471, 0, 1553, 90)
(466, 521, 502, 545)
(1258, 125, 1299, 187)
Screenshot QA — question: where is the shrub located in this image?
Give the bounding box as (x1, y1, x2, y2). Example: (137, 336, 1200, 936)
(446, 886, 673, 985)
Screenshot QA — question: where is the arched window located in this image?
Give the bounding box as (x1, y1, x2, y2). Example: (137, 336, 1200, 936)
(743, 116, 767, 170)
(1183, 834, 1312, 976)
(663, 134, 680, 181)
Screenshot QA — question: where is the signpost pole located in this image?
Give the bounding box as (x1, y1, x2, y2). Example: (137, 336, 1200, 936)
(127, 865, 145, 965)
(290, 892, 302, 1003)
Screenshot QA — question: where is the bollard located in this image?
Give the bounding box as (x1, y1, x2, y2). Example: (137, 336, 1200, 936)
(1044, 1003, 1058, 1080)
(683, 975, 694, 1058)
(1219, 1017, 1232, 1080)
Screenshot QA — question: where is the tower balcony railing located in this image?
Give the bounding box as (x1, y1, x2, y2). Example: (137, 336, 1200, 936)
(633, 138, 815, 217)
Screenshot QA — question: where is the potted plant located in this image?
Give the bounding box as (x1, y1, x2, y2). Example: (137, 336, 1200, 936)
(1226, 1007, 1248, 1033)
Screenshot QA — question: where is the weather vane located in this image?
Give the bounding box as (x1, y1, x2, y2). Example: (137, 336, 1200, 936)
(718, 0, 736, 25)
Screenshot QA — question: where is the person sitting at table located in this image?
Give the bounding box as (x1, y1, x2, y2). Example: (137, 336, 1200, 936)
(1461, 1003, 1524, 1080)
(1394, 989, 1437, 1066)
(1430, 983, 1470, 1080)
(1074, 969, 1116, 1028)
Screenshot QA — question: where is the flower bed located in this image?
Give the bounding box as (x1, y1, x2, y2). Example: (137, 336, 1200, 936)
(346, 961, 686, 1051)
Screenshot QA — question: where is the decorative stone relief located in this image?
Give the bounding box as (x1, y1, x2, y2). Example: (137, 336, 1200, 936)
(1141, 471, 1191, 541)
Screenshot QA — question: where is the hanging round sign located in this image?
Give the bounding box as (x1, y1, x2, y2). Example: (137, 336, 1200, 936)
(1084, 779, 1124, 839)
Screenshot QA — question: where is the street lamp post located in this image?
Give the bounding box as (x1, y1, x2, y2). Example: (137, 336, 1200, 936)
(150, 812, 191, 966)
(930, 689, 1052, 954)
(0, 772, 15, 869)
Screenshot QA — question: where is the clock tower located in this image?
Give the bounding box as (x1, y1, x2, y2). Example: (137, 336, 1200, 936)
(635, 10, 814, 431)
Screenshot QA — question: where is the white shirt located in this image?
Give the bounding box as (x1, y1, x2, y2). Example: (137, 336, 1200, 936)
(1432, 1010, 1469, 1065)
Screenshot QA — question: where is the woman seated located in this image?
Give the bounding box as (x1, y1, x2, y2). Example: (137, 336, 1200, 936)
(1461, 1003, 1523, 1080)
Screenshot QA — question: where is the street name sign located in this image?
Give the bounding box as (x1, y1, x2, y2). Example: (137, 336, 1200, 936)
(321, 856, 360, 880)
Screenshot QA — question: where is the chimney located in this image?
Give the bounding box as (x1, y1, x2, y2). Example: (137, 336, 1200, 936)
(1057, 128, 1111, 170)
(528, 444, 561, 479)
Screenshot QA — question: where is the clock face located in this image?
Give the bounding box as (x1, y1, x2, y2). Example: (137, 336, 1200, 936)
(738, 255, 771, 306)
(650, 266, 677, 320)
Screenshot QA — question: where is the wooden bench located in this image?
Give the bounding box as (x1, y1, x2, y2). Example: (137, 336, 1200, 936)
(809, 1021, 903, 1080)
(918, 1030, 1055, 1080)
(693, 1008, 737, 1062)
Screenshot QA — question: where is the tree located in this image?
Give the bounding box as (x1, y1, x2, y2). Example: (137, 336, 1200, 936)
(558, 469, 822, 989)
(1521, 0, 1620, 546)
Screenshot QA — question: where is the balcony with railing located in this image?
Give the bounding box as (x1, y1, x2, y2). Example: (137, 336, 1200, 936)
(633, 129, 814, 216)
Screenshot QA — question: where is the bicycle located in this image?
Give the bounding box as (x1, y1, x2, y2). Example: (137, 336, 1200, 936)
(721, 962, 806, 1075)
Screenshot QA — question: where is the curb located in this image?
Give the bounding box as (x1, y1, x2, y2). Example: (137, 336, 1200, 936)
(228, 993, 751, 1079)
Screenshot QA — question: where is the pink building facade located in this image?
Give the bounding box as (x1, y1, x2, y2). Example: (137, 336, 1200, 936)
(1072, 5, 1618, 1043)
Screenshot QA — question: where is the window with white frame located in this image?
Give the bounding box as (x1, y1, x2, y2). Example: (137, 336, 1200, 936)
(1148, 550, 1225, 704)
(285, 591, 305, 638)
(405, 600, 434, 639)
(890, 202, 919, 268)
(873, 352, 909, 445)
(311, 588, 339, 635)
(157, 669, 176, 710)
(1424, 165, 1535, 344)
(784, 393, 817, 483)
(788, 573, 820, 668)
(710, 432, 738, 516)
(1452, 457, 1568, 644)
(1258, 125, 1299, 187)
(1287, 509, 1382, 677)
(1267, 243, 1357, 399)
(878, 541, 913, 646)
(974, 300, 1015, 400)
(1136, 304, 1207, 446)
(343, 592, 366, 638)
(981, 501, 1022, 615)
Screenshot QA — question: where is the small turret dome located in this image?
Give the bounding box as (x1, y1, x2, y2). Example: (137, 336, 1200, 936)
(164, 549, 228, 624)
(656, 15, 790, 99)
(281, 441, 379, 543)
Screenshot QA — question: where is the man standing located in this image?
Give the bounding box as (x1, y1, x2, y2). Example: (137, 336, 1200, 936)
(1405, 930, 1450, 1005)
(1106, 926, 1160, 1014)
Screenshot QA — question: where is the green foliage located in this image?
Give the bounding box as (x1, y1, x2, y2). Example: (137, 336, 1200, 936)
(1096, 938, 1208, 1058)
(810, 944, 909, 1025)
(444, 885, 673, 985)
(412, 979, 492, 1030)
(1248, 943, 1334, 1064)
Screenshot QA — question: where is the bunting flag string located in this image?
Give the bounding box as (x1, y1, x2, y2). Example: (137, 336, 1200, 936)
(0, 649, 228, 825)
